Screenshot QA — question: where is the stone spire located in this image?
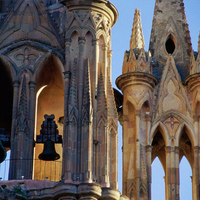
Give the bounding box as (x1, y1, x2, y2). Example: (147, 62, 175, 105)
(130, 9, 145, 50)
(149, 0, 193, 81)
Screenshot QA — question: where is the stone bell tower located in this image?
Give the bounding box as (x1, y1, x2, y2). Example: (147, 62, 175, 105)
(116, 9, 158, 200)
(59, 0, 119, 192)
(116, 0, 200, 200)
(0, 0, 121, 199)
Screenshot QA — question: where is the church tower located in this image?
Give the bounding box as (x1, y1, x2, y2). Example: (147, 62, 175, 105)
(116, 0, 200, 200)
(0, 0, 121, 199)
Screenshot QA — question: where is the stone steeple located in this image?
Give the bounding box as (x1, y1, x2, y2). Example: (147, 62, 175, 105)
(149, 0, 193, 81)
(122, 9, 151, 74)
(130, 9, 145, 50)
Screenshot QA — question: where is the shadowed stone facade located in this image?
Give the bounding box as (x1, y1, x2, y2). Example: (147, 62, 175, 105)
(0, 0, 120, 199)
(0, 0, 200, 200)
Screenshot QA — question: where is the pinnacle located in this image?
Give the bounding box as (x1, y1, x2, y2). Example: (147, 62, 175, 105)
(130, 9, 145, 50)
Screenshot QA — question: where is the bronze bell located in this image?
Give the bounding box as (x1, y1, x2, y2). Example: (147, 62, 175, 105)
(39, 140, 60, 161)
(0, 140, 6, 163)
(36, 115, 62, 161)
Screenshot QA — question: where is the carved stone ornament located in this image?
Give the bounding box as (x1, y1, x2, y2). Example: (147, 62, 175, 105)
(7, 46, 45, 68)
(164, 116, 180, 137)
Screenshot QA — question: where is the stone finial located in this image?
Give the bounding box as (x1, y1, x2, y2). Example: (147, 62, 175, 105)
(130, 9, 145, 50)
(122, 49, 151, 74)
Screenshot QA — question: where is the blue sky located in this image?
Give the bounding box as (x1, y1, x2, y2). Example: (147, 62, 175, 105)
(110, 0, 199, 199)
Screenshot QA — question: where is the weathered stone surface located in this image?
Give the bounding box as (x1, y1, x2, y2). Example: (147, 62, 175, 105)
(116, 1, 200, 200)
(0, 0, 119, 199)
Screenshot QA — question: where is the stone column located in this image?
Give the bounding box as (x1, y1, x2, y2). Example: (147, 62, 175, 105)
(165, 146, 171, 200)
(135, 110, 140, 200)
(102, 124, 110, 187)
(146, 145, 152, 200)
(170, 147, 176, 200)
(92, 39, 99, 181)
(175, 147, 179, 200)
(63, 38, 72, 182)
(11, 81, 20, 137)
(193, 146, 199, 200)
(77, 37, 86, 174)
(102, 44, 108, 94)
(28, 81, 36, 179)
(9, 80, 20, 180)
(92, 39, 99, 104)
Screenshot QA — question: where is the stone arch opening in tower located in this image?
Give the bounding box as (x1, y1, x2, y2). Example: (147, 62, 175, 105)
(178, 128, 193, 199)
(0, 59, 13, 148)
(34, 55, 64, 181)
(165, 35, 176, 55)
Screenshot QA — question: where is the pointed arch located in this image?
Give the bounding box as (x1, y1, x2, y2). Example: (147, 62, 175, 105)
(34, 53, 64, 85)
(178, 124, 194, 168)
(108, 118, 118, 134)
(66, 28, 81, 39)
(96, 30, 107, 43)
(97, 114, 107, 128)
(150, 121, 170, 147)
(33, 52, 64, 181)
(82, 28, 96, 40)
(165, 33, 176, 55)
(176, 122, 196, 147)
(152, 157, 165, 200)
(179, 156, 192, 200)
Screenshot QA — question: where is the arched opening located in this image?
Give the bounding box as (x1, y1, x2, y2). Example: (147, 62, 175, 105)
(179, 156, 192, 200)
(109, 128, 117, 189)
(0, 150, 11, 180)
(165, 35, 176, 54)
(179, 130, 193, 200)
(152, 157, 165, 200)
(151, 130, 166, 200)
(0, 60, 13, 145)
(34, 55, 64, 181)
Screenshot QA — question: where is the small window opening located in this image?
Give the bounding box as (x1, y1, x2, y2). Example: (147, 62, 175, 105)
(165, 38, 175, 54)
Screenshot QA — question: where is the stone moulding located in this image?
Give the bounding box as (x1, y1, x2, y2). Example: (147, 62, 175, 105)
(0, 180, 123, 200)
(59, 0, 118, 27)
(116, 72, 158, 92)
